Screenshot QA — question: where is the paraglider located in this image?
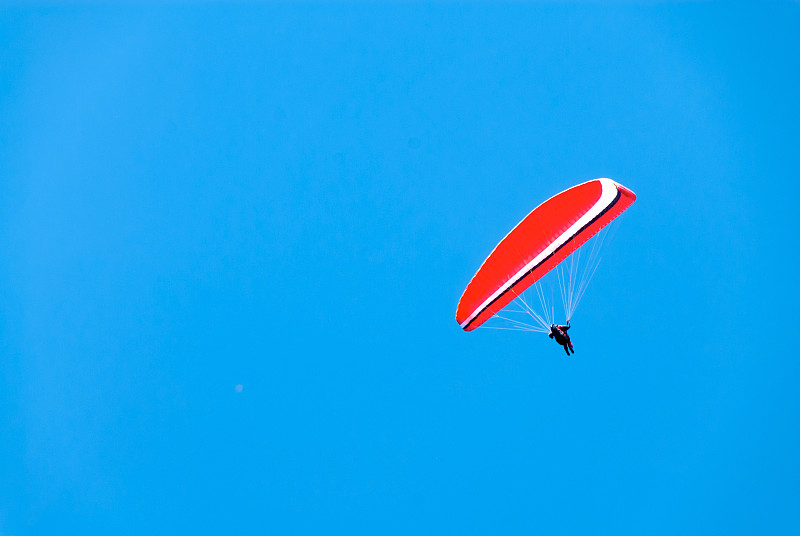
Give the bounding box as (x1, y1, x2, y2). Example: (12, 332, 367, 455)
(549, 322, 573, 355)
(455, 178, 636, 354)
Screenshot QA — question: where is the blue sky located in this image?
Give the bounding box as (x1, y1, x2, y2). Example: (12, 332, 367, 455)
(1, 3, 798, 534)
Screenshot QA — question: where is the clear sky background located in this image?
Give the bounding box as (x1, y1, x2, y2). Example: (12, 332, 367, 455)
(1, 3, 798, 535)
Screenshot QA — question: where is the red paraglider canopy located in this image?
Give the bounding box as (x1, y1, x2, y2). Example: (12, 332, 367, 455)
(456, 178, 636, 331)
